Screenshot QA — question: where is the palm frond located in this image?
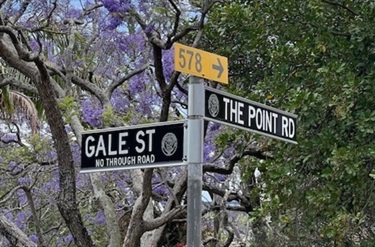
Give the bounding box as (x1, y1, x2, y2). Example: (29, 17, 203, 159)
(0, 89, 40, 134)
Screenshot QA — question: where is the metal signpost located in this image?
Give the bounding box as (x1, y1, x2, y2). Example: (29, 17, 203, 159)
(174, 43, 229, 246)
(174, 43, 296, 246)
(204, 87, 297, 144)
(80, 121, 186, 173)
(186, 76, 204, 247)
(80, 41, 296, 247)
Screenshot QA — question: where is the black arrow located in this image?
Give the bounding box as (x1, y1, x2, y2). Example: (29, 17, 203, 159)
(212, 58, 224, 78)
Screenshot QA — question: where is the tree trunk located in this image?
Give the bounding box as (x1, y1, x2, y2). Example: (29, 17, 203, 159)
(123, 169, 153, 247)
(0, 213, 37, 247)
(0, 35, 94, 247)
(90, 173, 122, 246)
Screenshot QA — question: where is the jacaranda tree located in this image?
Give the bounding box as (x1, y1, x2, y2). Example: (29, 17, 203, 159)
(0, 0, 259, 246)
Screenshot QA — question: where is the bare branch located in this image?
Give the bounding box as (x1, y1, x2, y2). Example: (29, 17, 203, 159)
(331, 30, 351, 37)
(202, 184, 253, 212)
(0, 213, 37, 247)
(142, 169, 154, 207)
(22, 186, 46, 247)
(128, 10, 166, 48)
(0, 26, 40, 61)
(223, 226, 235, 247)
(0, 77, 38, 94)
(27, 0, 58, 32)
(144, 205, 186, 231)
(70, 75, 109, 105)
(166, 0, 181, 43)
(168, 25, 200, 47)
(0, 0, 6, 9)
(83, 4, 104, 15)
(0, 185, 23, 205)
(175, 78, 188, 95)
(322, 0, 358, 16)
(203, 148, 271, 174)
(107, 63, 149, 96)
(9, 0, 31, 24)
(149, 168, 187, 244)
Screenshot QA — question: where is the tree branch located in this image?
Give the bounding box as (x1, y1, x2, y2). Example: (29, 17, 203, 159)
(107, 62, 149, 97)
(0, 185, 23, 205)
(9, 0, 31, 24)
(322, 0, 358, 16)
(202, 184, 253, 213)
(144, 205, 186, 231)
(22, 186, 46, 247)
(70, 74, 109, 105)
(0, 213, 37, 247)
(166, 0, 181, 44)
(0, 26, 40, 61)
(0, 77, 38, 94)
(203, 148, 271, 175)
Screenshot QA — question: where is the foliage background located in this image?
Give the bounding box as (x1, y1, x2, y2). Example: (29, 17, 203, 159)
(0, 0, 375, 246)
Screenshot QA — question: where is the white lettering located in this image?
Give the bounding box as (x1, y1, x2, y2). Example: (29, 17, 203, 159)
(136, 129, 155, 153)
(230, 100, 237, 122)
(238, 102, 244, 125)
(135, 130, 145, 153)
(95, 159, 104, 167)
(281, 116, 289, 137)
(272, 113, 278, 134)
(223, 97, 230, 120)
(95, 135, 106, 157)
(265, 111, 273, 132)
(289, 118, 295, 138)
(119, 132, 128, 155)
(85, 136, 95, 158)
(146, 129, 155, 152)
(256, 108, 263, 129)
(248, 106, 256, 127)
(106, 156, 138, 166)
(108, 134, 117, 155)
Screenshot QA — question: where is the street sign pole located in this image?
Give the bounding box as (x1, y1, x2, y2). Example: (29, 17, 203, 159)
(187, 76, 204, 247)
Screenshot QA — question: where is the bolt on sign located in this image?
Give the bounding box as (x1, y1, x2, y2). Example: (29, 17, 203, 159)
(80, 121, 187, 173)
(204, 87, 297, 144)
(174, 43, 228, 84)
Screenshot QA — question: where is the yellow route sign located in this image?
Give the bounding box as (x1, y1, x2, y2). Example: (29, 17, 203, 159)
(174, 43, 228, 84)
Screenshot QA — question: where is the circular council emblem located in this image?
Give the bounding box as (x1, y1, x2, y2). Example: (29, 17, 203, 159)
(161, 132, 178, 156)
(208, 94, 220, 117)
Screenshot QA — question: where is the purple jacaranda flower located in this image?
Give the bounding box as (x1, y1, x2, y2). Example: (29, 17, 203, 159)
(81, 98, 104, 127)
(111, 88, 129, 113)
(145, 23, 155, 34)
(64, 233, 73, 244)
(66, 8, 81, 19)
(208, 122, 220, 132)
(30, 234, 38, 243)
(223, 146, 235, 159)
(95, 210, 106, 224)
(154, 184, 170, 196)
(3, 210, 13, 221)
(162, 49, 174, 82)
(214, 174, 227, 182)
(107, 16, 122, 30)
(1, 133, 17, 143)
(16, 212, 27, 227)
(17, 189, 27, 205)
(204, 143, 216, 162)
(76, 173, 90, 190)
(18, 176, 32, 186)
(103, 0, 131, 12)
(71, 143, 80, 166)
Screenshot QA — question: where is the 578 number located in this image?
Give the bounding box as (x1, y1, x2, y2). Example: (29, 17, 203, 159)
(178, 48, 202, 72)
